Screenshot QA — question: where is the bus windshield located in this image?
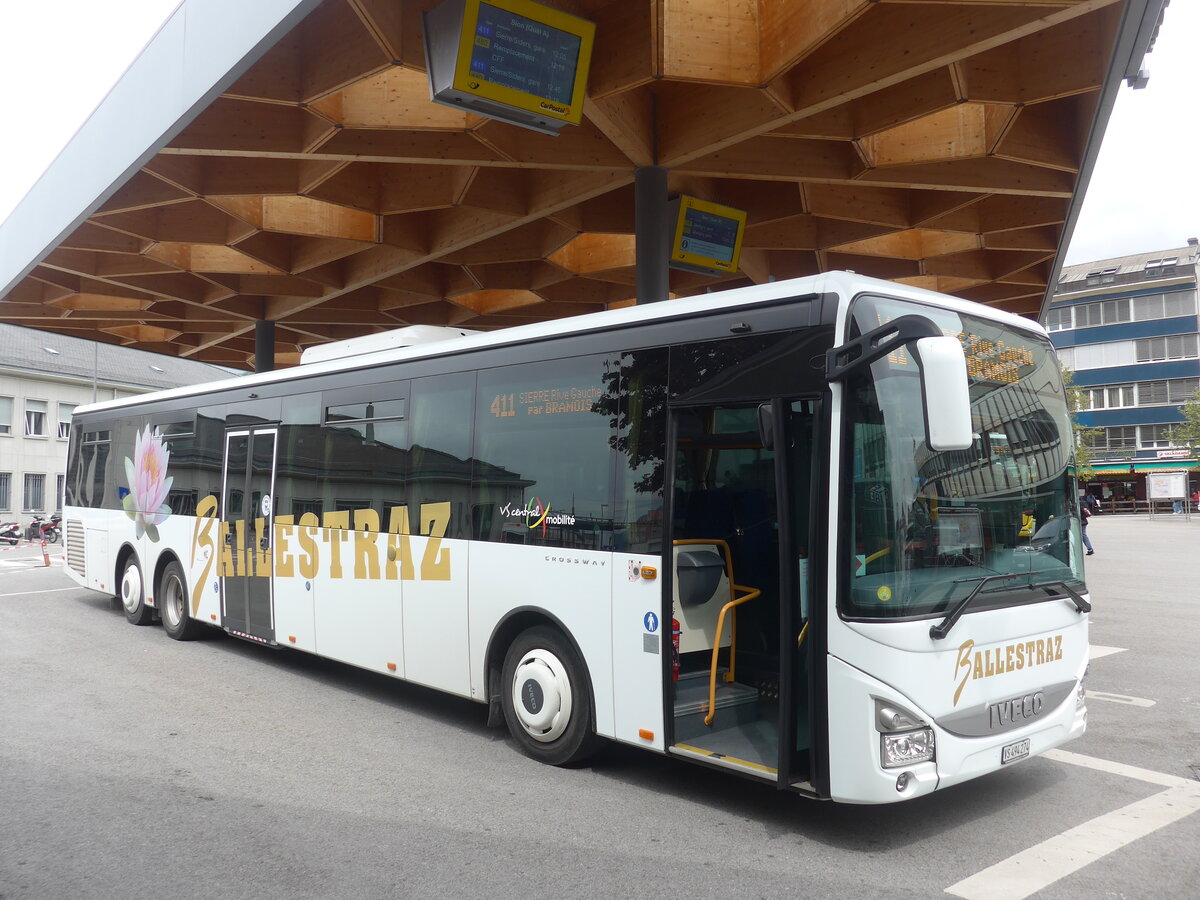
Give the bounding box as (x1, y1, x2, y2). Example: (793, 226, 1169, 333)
(843, 294, 1084, 620)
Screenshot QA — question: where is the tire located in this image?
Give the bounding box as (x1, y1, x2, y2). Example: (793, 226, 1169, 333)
(159, 559, 204, 641)
(46, 528, 59, 544)
(501, 626, 599, 766)
(120, 554, 155, 626)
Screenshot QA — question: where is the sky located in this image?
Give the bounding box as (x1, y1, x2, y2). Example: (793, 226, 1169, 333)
(0, 0, 1196, 268)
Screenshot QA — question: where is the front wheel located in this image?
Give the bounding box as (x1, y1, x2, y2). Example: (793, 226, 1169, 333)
(501, 626, 599, 766)
(120, 554, 155, 626)
(159, 560, 204, 641)
(46, 529, 59, 544)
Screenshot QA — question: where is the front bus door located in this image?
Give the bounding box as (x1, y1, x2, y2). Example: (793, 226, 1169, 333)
(220, 428, 278, 643)
(667, 400, 817, 789)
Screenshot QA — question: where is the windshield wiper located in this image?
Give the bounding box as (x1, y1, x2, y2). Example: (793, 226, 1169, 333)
(1035, 580, 1091, 613)
(930, 574, 1090, 640)
(929, 573, 1023, 640)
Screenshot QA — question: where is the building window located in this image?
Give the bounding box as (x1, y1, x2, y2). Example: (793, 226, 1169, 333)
(57, 403, 75, 439)
(1139, 424, 1176, 449)
(1164, 289, 1197, 318)
(1135, 334, 1199, 363)
(1138, 381, 1169, 405)
(23, 474, 45, 512)
(0, 396, 11, 436)
(1070, 340, 1136, 370)
(1084, 426, 1137, 455)
(1110, 384, 1135, 407)
(1132, 291, 1197, 321)
(1144, 257, 1178, 277)
(56, 475, 64, 511)
(1123, 378, 1200, 407)
(1168, 378, 1200, 402)
(1085, 267, 1118, 286)
(0, 473, 9, 510)
(1099, 378, 1200, 408)
(24, 400, 47, 437)
(1046, 307, 1073, 331)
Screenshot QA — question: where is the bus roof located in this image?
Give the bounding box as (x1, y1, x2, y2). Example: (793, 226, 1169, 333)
(73, 270, 1048, 416)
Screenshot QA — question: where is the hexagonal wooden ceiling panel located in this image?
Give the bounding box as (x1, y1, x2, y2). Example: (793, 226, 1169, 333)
(2, 0, 1126, 369)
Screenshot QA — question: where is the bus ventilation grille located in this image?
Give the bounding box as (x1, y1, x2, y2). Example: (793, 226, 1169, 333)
(65, 520, 86, 578)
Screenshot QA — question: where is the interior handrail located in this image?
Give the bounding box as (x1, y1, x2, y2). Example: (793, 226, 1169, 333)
(704, 585, 760, 727)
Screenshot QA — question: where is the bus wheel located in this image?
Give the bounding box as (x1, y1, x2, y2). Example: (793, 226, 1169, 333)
(501, 626, 598, 766)
(159, 560, 203, 641)
(120, 555, 154, 626)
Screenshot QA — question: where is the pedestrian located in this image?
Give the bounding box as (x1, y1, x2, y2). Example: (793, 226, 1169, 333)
(1080, 503, 1094, 556)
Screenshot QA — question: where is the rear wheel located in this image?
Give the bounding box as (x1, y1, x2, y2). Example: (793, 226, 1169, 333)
(159, 560, 204, 641)
(501, 626, 598, 766)
(120, 554, 154, 626)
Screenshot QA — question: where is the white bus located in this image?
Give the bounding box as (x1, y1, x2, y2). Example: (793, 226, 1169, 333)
(63, 271, 1089, 804)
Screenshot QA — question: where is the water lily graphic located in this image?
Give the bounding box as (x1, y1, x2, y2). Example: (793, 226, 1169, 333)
(123, 425, 173, 541)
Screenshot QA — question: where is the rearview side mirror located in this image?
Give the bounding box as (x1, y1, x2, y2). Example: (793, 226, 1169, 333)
(913, 335, 972, 451)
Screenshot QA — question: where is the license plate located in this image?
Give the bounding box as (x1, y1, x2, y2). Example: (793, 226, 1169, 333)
(1001, 738, 1030, 765)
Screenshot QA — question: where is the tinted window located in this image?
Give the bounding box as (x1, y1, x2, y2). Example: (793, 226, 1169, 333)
(277, 394, 323, 519)
(472, 355, 615, 549)
(670, 331, 829, 403)
(410, 372, 475, 540)
(607, 348, 667, 553)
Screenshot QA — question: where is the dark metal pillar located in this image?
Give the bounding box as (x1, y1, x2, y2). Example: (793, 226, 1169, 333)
(635, 166, 670, 304)
(254, 320, 275, 373)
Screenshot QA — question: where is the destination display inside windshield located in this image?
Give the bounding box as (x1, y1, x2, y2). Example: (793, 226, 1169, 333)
(469, 3, 581, 105)
(868, 310, 1036, 385)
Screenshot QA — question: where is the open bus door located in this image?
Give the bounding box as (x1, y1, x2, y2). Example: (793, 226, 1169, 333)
(220, 428, 278, 643)
(666, 399, 820, 792)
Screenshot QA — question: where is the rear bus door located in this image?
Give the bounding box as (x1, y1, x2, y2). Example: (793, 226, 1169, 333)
(220, 428, 278, 643)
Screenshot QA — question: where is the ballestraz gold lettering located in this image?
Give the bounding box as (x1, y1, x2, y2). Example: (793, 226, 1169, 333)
(952, 635, 1063, 706)
(190, 495, 453, 610)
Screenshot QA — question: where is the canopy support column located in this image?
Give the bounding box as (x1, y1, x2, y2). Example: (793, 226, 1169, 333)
(255, 320, 275, 373)
(635, 166, 670, 304)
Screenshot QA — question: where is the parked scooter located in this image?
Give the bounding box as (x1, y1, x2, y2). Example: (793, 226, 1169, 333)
(26, 514, 59, 544)
(0, 521, 19, 546)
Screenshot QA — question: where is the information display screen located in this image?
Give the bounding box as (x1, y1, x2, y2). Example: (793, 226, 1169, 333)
(680, 207, 739, 264)
(468, 3, 582, 106)
(669, 195, 747, 275)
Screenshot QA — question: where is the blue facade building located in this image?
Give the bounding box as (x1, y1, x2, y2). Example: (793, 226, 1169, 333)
(1048, 242, 1199, 505)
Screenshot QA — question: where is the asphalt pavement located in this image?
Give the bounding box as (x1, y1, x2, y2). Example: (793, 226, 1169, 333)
(0, 515, 1197, 899)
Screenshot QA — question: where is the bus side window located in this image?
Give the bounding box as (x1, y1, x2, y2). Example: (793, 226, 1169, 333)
(410, 372, 475, 540)
(472, 355, 617, 550)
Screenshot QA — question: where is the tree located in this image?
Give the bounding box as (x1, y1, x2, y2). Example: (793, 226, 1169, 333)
(1061, 365, 1102, 481)
(1175, 389, 1200, 461)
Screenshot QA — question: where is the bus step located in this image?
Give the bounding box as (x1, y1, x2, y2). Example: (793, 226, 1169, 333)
(672, 676, 760, 720)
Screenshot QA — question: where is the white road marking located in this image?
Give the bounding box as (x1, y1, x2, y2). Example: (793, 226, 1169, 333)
(1041, 749, 1188, 788)
(1085, 690, 1155, 708)
(946, 751, 1200, 900)
(1088, 645, 1127, 660)
(946, 782, 1200, 900)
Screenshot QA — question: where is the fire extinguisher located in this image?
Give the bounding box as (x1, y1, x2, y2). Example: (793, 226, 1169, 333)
(671, 617, 681, 681)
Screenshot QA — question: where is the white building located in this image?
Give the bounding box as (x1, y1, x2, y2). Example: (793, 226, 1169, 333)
(0, 325, 235, 521)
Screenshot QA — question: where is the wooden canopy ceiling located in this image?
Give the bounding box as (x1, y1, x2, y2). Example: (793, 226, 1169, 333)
(2, 0, 1130, 369)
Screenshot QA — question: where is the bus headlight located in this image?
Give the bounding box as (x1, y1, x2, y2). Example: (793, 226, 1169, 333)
(881, 728, 935, 768)
(874, 698, 935, 768)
